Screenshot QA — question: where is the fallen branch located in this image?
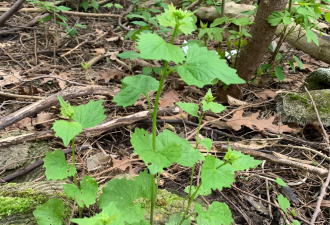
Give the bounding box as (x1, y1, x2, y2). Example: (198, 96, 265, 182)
(0, 85, 114, 130)
(0, 0, 26, 26)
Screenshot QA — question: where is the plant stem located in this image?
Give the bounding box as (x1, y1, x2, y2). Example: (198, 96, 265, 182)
(179, 183, 202, 225)
(71, 137, 82, 218)
(221, 0, 225, 17)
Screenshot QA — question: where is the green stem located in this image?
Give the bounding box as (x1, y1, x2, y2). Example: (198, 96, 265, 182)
(221, 0, 225, 17)
(71, 137, 82, 218)
(149, 23, 179, 225)
(179, 183, 202, 225)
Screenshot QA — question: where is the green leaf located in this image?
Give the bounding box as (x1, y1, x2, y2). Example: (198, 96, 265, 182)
(103, 3, 113, 8)
(195, 202, 233, 225)
(72, 100, 106, 128)
(291, 220, 300, 225)
(118, 51, 141, 60)
(210, 17, 229, 28)
(224, 147, 262, 171)
(91, 0, 99, 10)
(57, 5, 71, 11)
(58, 95, 75, 118)
(113, 75, 159, 108)
(288, 60, 295, 73)
(114, 3, 123, 9)
(292, 55, 303, 70)
(201, 155, 235, 191)
(202, 100, 226, 113)
(33, 198, 64, 225)
(231, 17, 253, 26)
(176, 102, 199, 118)
(275, 178, 287, 187)
(136, 33, 185, 64)
(176, 44, 245, 88)
(157, 129, 204, 167)
(80, 1, 89, 11)
(63, 176, 98, 208)
(184, 185, 211, 199)
(71, 202, 124, 225)
(130, 128, 182, 174)
(52, 120, 83, 146)
(132, 21, 149, 27)
(43, 149, 76, 180)
(200, 138, 212, 153)
(278, 194, 290, 214)
(267, 11, 284, 26)
(99, 171, 153, 223)
(167, 213, 191, 225)
(199, 27, 225, 42)
(275, 65, 285, 82)
(325, 12, 330, 22)
(204, 89, 216, 102)
(57, 15, 68, 22)
(142, 67, 153, 75)
(305, 28, 319, 46)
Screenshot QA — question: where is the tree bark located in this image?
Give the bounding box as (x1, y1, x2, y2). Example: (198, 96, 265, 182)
(216, 0, 288, 102)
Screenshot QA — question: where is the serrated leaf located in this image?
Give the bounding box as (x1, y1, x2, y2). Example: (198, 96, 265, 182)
(224, 149, 262, 171)
(267, 11, 284, 26)
(136, 33, 185, 64)
(202, 100, 226, 113)
(275, 178, 287, 187)
(57, 5, 71, 11)
(52, 120, 83, 146)
(43, 149, 77, 180)
(200, 138, 212, 153)
(166, 213, 191, 225)
(63, 176, 98, 208)
(176, 44, 245, 88)
(72, 99, 106, 128)
(275, 65, 284, 82)
(113, 75, 159, 107)
(195, 202, 233, 225)
(58, 95, 75, 118)
(118, 51, 141, 60)
(199, 27, 225, 42)
(131, 128, 182, 174)
(157, 129, 204, 167)
(292, 55, 303, 70)
(33, 198, 64, 225)
(184, 185, 211, 199)
(201, 155, 235, 191)
(72, 202, 124, 225)
(231, 17, 253, 26)
(176, 102, 199, 118)
(98, 171, 152, 223)
(204, 89, 215, 102)
(305, 28, 319, 46)
(210, 17, 229, 28)
(278, 194, 290, 214)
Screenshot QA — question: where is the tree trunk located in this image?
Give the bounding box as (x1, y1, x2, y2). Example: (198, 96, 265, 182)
(216, 0, 288, 102)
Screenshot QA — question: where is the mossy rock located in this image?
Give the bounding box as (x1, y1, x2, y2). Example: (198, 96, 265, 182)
(276, 89, 330, 126)
(0, 181, 73, 225)
(301, 68, 330, 90)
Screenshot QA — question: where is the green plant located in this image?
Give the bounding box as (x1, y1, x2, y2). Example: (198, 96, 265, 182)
(27, 0, 86, 37)
(256, 0, 330, 82)
(77, 4, 262, 225)
(80, 0, 98, 11)
(32, 96, 106, 224)
(81, 62, 94, 87)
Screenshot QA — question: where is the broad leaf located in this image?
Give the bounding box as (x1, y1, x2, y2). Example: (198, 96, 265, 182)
(136, 33, 186, 64)
(63, 176, 98, 208)
(118, 51, 141, 60)
(195, 202, 233, 225)
(305, 28, 319, 46)
(202, 100, 225, 113)
(71, 202, 124, 225)
(166, 213, 191, 225)
(131, 128, 182, 174)
(224, 147, 262, 171)
(113, 75, 159, 107)
(176, 44, 245, 88)
(98, 171, 152, 223)
(278, 194, 290, 214)
(201, 155, 235, 191)
(275, 178, 287, 187)
(43, 149, 76, 180)
(157, 129, 204, 167)
(58, 95, 75, 118)
(72, 99, 106, 128)
(176, 102, 199, 118)
(275, 65, 284, 82)
(198, 27, 225, 42)
(52, 120, 83, 146)
(292, 55, 303, 70)
(200, 138, 212, 153)
(33, 198, 64, 225)
(267, 11, 285, 26)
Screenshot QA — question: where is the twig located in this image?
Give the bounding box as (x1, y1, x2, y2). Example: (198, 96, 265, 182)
(0, 91, 44, 100)
(305, 87, 330, 224)
(0, 0, 26, 26)
(185, 0, 203, 11)
(10, 73, 85, 86)
(118, 4, 133, 31)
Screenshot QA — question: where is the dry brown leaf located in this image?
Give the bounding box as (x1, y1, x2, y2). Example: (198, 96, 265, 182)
(204, 115, 232, 130)
(57, 72, 70, 89)
(227, 110, 299, 134)
(256, 90, 276, 99)
(96, 69, 123, 83)
(87, 153, 112, 171)
(227, 95, 247, 106)
(0, 69, 20, 86)
(112, 156, 133, 174)
(159, 90, 180, 108)
(91, 48, 106, 55)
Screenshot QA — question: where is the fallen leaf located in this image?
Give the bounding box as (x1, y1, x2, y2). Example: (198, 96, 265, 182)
(96, 69, 123, 83)
(91, 48, 106, 55)
(87, 153, 112, 171)
(256, 90, 276, 99)
(159, 90, 180, 108)
(0, 69, 20, 86)
(227, 95, 247, 106)
(112, 156, 133, 174)
(227, 110, 299, 134)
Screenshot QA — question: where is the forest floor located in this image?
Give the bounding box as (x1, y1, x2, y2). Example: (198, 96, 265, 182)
(1, 0, 330, 224)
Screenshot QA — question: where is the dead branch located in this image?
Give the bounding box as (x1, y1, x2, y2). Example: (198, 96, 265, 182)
(0, 0, 26, 26)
